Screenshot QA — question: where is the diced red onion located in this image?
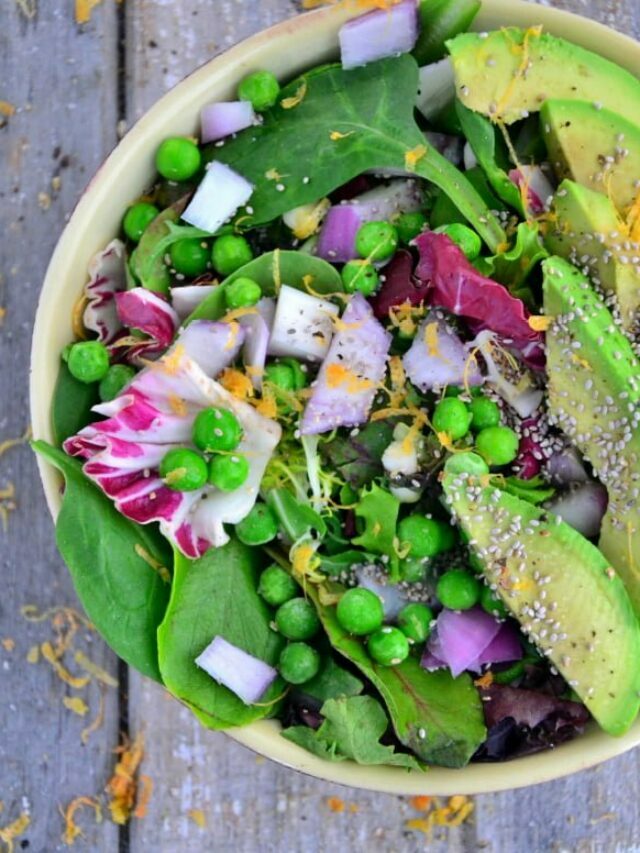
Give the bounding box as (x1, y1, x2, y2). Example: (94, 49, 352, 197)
(546, 446, 589, 486)
(300, 293, 391, 434)
(201, 100, 256, 143)
(239, 297, 275, 390)
(546, 482, 608, 539)
(195, 635, 277, 705)
(416, 57, 455, 122)
(515, 435, 543, 480)
(480, 684, 590, 731)
(403, 311, 483, 391)
(170, 285, 216, 321)
(424, 131, 463, 167)
(171, 319, 245, 378)
(421, 607, 502, 677)
(339, 0, 419, 70)
(83, 239, 127, 343)
(316, 205, 363, 263)
(268, 285, 338, 362)
(355, 567, 409, 621)
(477, 622, 522, 667)
(182, 162, 253, 234)
(509, 166, 554, 215)
(115, 288, 179, 349)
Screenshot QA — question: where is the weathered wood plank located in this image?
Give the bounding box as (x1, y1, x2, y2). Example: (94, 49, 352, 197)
(0, 2, 121, 850)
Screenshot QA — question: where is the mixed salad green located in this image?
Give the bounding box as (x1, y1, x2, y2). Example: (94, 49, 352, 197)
(35, 0, 640, 769)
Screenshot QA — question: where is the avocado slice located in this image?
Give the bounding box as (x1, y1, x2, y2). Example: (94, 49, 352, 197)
(543, 256, 640, 615)
(545, 179, 640, 330)
(447, 28, 640, 126)
(443, 471, 640, 735)
(541, 100, 640, 214)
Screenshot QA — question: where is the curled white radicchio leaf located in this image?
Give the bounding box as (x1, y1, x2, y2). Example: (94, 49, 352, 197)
(83, 239, 127, 343)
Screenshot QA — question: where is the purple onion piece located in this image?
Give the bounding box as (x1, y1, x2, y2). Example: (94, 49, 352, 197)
(403, 312, 483, 391)
(316, 204, 363, 263)
(170, 319, 245, 378)
(200, 100, 256, 143)
(339, 0, 419, 70)
(423, 607, 502, 678)
(546, 446, 589, 486)
(115, 287, 179, 349)
(239, 298, 275, 391)
(354, 567, 409, 621)
(546, 482, 609, 539)
(195, 636, 277, 705)
(476, 622, 523, 667)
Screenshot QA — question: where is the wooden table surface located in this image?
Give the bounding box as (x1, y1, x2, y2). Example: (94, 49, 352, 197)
(2, 1, 640, 850)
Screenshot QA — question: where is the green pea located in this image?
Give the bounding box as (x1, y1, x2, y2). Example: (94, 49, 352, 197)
(394, 211, 427, 245)
(436, 569, 481, 611)
(278, 642, 321, 684)
(468, 396, 501, 432)
(122, 202, 159, 242)
(212, 234, 253, 277)
(275, 598, 320, 641)
(225, 276, 262, 310)
(340, 260, 380, 296)
(432, 397, 472, 441)
(258, 564, 299, 607)
(67, 341, 110, 384)
(367, 626, 410, 666)
(336, 588, 384, 636)
(159, 447, 208, 492)
(155, 137, 201, 182)
(238, 70, 280, 112)
(476, 425, 519, 467)
(98, 364, 136, 402)
(397, 603, 434, 644)
(480, 585, 508, 618)
(435, 223, 482, 261)
(278, 357, 308, 389)
(264, 363, 295, 392)
(235, 502, 278, 546)
(169, 238, 209, 277)
(208, 453, 250, 492)
(355, 221, 398, 262)
(492, 660, 526, 685)
(192, 406, 243, 453)
(397, 515, 451, 559)
(443, 451, 489, 477)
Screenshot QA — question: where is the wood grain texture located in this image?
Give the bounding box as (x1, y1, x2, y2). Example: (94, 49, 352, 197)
(0, 2, 121, 851)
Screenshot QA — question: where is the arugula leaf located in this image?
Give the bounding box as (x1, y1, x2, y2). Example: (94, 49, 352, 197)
(52, 361, 100, 446)
(352, 484, 399, 556)
(266, 488, 327, 541)
(32, 441, 171, 681)
(301, 656, 364, 703)
(476, 221, 548, 303)
(502, 475, 556, 505)
(283, 695, 422, 769)
(455, 101, 523, 213)
(209, 57, 505, 251)
(319, 419, 395, 488)
(319, 550, 373, 576)
(132, 200, 209, 294)
(187, 249, 342, 323)
(157, 539, 285, 727)
(415, 0, 481, 65)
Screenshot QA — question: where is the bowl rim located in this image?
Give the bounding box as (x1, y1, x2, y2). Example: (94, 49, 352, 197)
(30, 0, 640, 795)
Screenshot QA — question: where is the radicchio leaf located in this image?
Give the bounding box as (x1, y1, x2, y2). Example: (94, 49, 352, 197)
(368, 250, 427, 319)
(83, 239, 127, 343)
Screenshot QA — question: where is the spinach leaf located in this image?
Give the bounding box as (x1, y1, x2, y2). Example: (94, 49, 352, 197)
(52, 361, 100, 446)
(187, 249, 342, 323)
(429, 165, 505, 229)
(305, 583, 486, 767)
(132, 199, 209, 294)
(157, 539, 285, 727)
(352, 484, 400, 556)
(319, 419, 395, 488)
(283, 695, 422, 769)
(209, 57, 505, 251)
(32, 441, 171, 681)
(477, 221, 548, 301)
(301, 656, 364, 703)
(414, 0, 481, 65)
(455, 101, 523, 213)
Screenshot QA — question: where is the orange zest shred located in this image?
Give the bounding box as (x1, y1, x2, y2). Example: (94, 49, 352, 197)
(1, 637, 15, 652)
(493, 26, 543, 120)
(405, 795, 474, 836)
(410, 795, 433, 812)
(218, 367, 254, 400)
(133, 775, 153, 819)
(74, 0, 104, 24)
(255, 391, 278, 419)
(474, 671, 494, 689)
(326, 796, 345, 813)
(134, 544, 171, 583)
(106, 732, 146, 825)
(0, 812, 31, 852)
(219, 306, 258, 324)
(265, 168, 286, 181)
(404, 144, 427, 172)
(0, 101, 16, 117)
(325, 362, 373, 394)
(329, 130, 355, 141)
(187, 808, 207, 828)
(528, 315, 552, 332)
(166, 394, 188, 417)
(63, 695, 89, 716)
(81, 689, 106, 745)
(60, 796, 102, 846)
(40, 641, 90, 689)
(74, 650, 119, 687)
(0, 425, 31, 459)
(281, 82, 307, 110)
(26, 645, 39, 664)
(159, 344, 185, 376)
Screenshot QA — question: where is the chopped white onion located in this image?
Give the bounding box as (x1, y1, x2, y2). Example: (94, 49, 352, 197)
(416, 57, 456, 121)
(355, 568, 410, 621)
(200, 100, 256, 143)
(339, 0, 419, 70)
(182, 162, 253, 234)
(170, 285, 216, 321)
(195, 636, 277, 705)
(267, 284, 338, 362)
(240, 297, 275, 390)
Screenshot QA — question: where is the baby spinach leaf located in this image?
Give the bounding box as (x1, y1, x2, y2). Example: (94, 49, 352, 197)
(32, 441, 171, 681)
(304, 583, 486, 767)
(52, 361, 100, 446)
(283, 695, 423, 769)
(455, 101, 523, 213)
(414, 0, 481, 65)
(157, 539, 285, 727)
(132, 200, 210, 294)
(352, 484, 400, 556)
(187, 249, 342, 323)
(319, 419, 395, 488)
(209, 56, 505, 251)
(301, 656, 364, 703)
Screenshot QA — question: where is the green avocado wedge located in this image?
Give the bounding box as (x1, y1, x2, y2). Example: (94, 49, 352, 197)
(442, 471, 640, 736)
(447, 28, 640, 126)
(545, 180, 640, 330)
(543, 257, 640, 617)
(541, 100, 640, 214)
